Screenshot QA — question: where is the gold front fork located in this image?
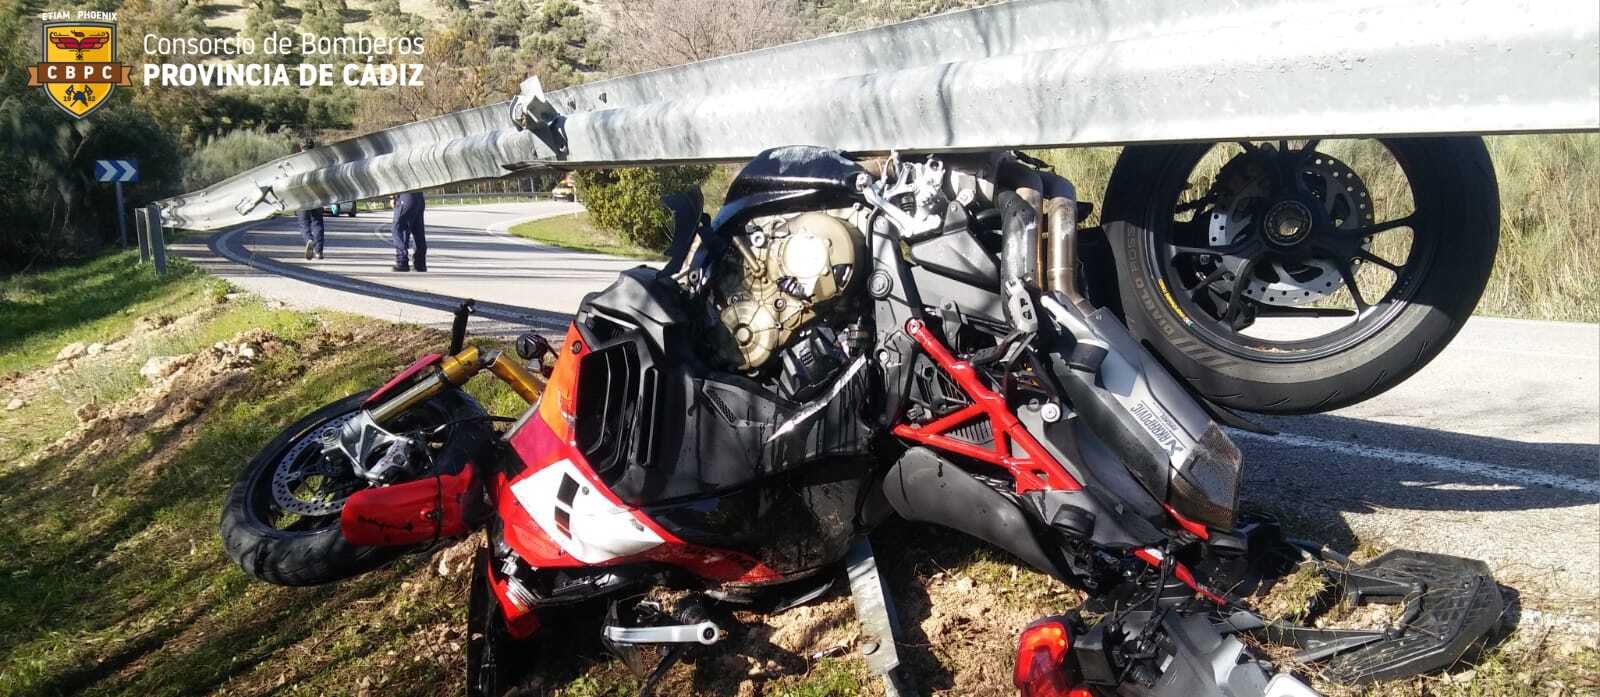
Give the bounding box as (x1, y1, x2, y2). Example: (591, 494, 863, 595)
(368, 346, 546, 426)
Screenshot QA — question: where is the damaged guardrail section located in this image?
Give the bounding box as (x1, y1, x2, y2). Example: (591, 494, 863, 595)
(158, 0, 1599, 231)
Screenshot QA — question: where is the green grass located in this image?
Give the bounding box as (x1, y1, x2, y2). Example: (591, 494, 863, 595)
(765, 658, 867, 697)
(0, 253, 220, 376)
(508, 211, 665, 260)
(0, 317, 466, 695)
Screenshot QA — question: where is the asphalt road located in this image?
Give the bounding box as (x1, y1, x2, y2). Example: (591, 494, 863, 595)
(180, 202, 1600, 634)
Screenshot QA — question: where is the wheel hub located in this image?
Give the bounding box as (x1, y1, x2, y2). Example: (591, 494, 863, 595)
(1262, 199, 1314, 247)
(1206, 149, 1374, 307)
(271, 412, 361, 517)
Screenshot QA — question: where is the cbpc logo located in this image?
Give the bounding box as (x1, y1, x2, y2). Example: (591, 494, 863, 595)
(25, 12, 132, 119)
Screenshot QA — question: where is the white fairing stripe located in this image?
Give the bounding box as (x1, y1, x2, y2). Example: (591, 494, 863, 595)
(509, 459, 664, 564)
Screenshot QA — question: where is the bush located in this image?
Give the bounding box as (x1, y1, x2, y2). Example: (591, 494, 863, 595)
(0, 101, 185, 269)
(183, 129, 296, 192)
(574, 165, 713, 250)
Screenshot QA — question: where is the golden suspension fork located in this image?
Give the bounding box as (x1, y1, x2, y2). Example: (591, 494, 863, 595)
(368, 345, 547, 426)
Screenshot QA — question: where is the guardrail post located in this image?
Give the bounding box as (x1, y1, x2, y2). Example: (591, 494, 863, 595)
(148, 205, 167, 275)
(134, 207, 151, 263)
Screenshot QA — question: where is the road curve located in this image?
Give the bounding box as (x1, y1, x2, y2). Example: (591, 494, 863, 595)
(176, 202, 1600, 634)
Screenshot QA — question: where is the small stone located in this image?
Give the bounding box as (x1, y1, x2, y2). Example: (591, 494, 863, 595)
(5, 398, 22, 411)
(954, 576, 974, 592)
(238, 344, 260, 360)
(140, 355, 191, 382)
(86, 343, 105, 356)
(213, 341, 229, 352)
(224, 292, 247, 302)
(55, 342, 87, 362)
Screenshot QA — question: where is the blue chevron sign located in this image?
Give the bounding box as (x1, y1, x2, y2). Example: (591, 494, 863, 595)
(95, 159, 138, 183)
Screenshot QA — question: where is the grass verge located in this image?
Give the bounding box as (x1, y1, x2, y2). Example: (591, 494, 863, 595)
(1, 255, 1593, 697)
(0, 253, 226, 376)
(507, 211, 665, 260)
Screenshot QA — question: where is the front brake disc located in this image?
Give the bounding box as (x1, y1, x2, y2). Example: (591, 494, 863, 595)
(271, 412, 361, 516)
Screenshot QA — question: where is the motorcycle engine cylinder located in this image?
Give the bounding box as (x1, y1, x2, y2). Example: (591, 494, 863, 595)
(710, 211, 864, 371)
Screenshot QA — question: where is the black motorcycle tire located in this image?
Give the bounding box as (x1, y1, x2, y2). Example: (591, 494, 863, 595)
(220, 389, 491, 586)
(1100, 137, 1500, 414)
(468, 546, 520, 697)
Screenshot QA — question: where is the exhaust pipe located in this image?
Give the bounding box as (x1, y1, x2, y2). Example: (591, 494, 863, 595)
(1039, 173, 1084, 308)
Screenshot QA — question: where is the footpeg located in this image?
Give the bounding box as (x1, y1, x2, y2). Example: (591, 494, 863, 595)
(603, 620, 721, 646)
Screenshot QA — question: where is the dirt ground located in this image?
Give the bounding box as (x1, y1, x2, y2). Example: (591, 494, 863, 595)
(3, 299, 1596, 697)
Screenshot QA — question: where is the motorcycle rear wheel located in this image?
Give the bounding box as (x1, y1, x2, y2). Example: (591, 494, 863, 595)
(1100, 136, 1499, 414)
(220, 389, 491, 586)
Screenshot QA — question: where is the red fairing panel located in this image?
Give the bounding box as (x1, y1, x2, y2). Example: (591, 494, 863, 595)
(363, 353, 443, 406)
(341, 465, 479, 546)
(485, 561, 543, 639)
(495, 325, 782, 584)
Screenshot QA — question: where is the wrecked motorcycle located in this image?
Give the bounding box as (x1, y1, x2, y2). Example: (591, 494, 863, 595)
(221, 145, 1505, 696)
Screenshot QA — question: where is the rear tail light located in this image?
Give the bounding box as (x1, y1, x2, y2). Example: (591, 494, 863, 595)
(1013, 617, 1090, 697)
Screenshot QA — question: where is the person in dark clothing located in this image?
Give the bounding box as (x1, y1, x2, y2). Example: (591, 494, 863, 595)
(391, 191, 427, 271)
(296, 141, 325, 260)
(297, 207, 325, 260)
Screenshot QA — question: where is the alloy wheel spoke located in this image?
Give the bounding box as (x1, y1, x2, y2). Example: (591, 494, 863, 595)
(1256, 306, 1357, 319)
(1187, 265, 1229, 300)
(1296, 138, 1322, 162)
(1342, 215, 1416, 239)
(1356, 249, 1401, 272)
(1222, 257, 1261, 326)
(1335, 259, 1369, 312)
(1174, 192, 1219, 215)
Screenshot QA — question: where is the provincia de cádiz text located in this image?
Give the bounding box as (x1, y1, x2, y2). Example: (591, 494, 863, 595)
(141, 32, 425, 87)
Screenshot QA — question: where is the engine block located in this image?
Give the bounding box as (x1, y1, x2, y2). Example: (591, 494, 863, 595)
(709, 211, 866, 371)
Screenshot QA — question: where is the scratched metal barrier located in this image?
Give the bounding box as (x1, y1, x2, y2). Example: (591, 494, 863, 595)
(158, 0, 1600, 231)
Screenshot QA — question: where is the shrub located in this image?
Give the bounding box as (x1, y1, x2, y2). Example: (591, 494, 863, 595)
(574, 165, 713, 250)
(183, 129, 296, 192)
(0, 100, 185, 269)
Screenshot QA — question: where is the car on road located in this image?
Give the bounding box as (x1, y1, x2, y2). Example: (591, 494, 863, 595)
(551, 174, 575, 201)
(326, 201, 359, 217)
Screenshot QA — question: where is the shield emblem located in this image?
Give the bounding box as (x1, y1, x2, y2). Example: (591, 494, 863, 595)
(35, 22, 121, 119)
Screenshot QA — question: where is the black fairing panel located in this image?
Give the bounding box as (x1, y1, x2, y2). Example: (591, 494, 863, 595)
(643, 459, 872, 576)
(708, 146, 867, 235)
(722, 145, 867, 202)
(569, 266, 877, 510)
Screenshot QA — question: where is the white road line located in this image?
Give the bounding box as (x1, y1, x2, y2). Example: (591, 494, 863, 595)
(1229, 430, 1600, 497)
(1450, 345, 1599, 362)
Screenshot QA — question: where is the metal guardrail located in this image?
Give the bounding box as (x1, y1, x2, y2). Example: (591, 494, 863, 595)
(425, 191, 553, 202)
(158, 0, 1599, 231)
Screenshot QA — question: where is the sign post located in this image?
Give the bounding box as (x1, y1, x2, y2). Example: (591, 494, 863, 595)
(94, 159, 138, 248)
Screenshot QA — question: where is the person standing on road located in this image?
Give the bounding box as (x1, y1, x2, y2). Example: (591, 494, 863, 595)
(295, 141, 326, 260)
(391, 191, 427, 272)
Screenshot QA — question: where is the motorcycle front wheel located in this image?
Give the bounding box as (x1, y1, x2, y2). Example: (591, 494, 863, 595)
(1100, 136, 1499, 414)
(220, 389, 492, 586)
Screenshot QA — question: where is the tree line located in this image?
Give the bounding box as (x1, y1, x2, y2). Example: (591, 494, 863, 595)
(0, 0, 986, 268)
